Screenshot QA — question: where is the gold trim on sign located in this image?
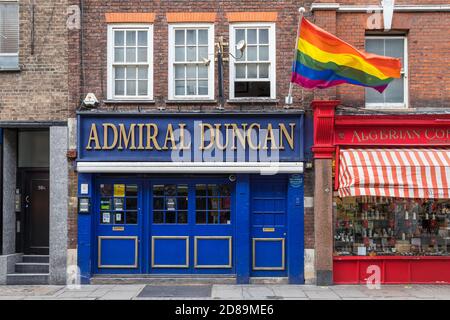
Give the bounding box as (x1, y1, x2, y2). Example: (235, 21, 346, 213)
(252, 238, 285, 271)
(194, 236, 233, 268)
(98, 236, 138, 269)
(151, 236, 189, 268)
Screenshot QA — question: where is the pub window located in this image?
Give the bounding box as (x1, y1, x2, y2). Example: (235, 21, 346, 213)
(168, 24, 214, 100)
(0, 1, 19, 70)
(107, 24, 153, 100)
(229, 23, 276, 99)
(152, 184, 188, 224)
(196, 184, 231, 224)
(365, 36, 408, 109)
(99, 184, 138, 225)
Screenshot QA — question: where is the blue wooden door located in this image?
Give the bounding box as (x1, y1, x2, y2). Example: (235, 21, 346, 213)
(250, 175, 288, 277)
(95, 179, 143, 274)
(149, 179, 234, 274)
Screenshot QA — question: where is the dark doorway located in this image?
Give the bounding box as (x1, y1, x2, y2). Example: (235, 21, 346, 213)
(22, 171, 49, 254)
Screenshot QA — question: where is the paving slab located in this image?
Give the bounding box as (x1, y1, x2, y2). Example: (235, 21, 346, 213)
(271, 286, 307, 298)
(304, 290, 340, 299)
(211, 286, 243, 299)
(137, 285, 212, 298)
(242, 286, 277, 299)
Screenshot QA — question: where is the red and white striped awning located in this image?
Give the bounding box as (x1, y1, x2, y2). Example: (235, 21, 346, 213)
(338, 148, 450, 199)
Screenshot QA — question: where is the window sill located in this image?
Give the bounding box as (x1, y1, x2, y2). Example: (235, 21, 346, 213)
(365, 106, 414, 112)
(227, 98, 279, 104)
(103, 100, 156, 104)
(0, 67, 21, 72)
(165, 99, 217, 104)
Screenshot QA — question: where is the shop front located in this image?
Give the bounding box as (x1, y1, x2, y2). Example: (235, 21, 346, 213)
(313, 102, 450, 284)
(76, 112, 305, 284)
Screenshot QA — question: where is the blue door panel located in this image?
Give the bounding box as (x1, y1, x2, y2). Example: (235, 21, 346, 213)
(195, 237, 232, 268)
(98, 237, 138, 268)
(152, 237, 189, 268)
(253, 238, 285, 269)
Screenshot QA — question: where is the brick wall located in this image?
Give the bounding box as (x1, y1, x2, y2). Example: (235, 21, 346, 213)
(0, 0, 69, 121)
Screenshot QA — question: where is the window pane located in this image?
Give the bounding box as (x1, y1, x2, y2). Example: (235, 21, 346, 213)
(115, 66, 125, 79)
(247, 46, 257, 61)
(137, 48, 147, 62)
(259, 29, 269, 44)
(114, 31, 124, 46)
(186, 65, 196, 79)
(207, 211, 219, 224)
(365, 87, 384, 104)
(198, 80, 208, 95)
(196, 197, 207, 210)
(198, 46, 208, 61)
(100, 184, 113, 197)
(175, 30, 185, 45)
(247, 29, 257, 44)
(126, 211, 138, 224)
(0, 3, 19, 55)
(138, 80, 148, 95)
(177, 185, 188, 196)
(186, 80, 196, 95)
(114, 212, 124, 224)
(385, 76, 404, 103)
(126, 185, 138, 197)
(115, 80, 125, 95)
(220, 184, 231, 196)
(100, 198, 112, 210)
(101, 212, 111, 224)
(365, 39, 384, 55)
(196, 184, 207, 196)
(198, 29, 208, 45)
(220, 211, 231, 224)
(385, 39, 404, 66)
(187, 46, 197, 61)
(126, 80, 136, 95)
(164, 185, 176, 196)
(236, 64, 246, 78)
(187, 30, 196, 45)
(259, 64, 269, 78)
(196, 211, 206, 224)
(259, 46, 269, 61)
(126, 198, 137, 210)
(126, 48, 136, 62)
(175, 65, 185, 79)
(247, 64, 258, 78)
(236, 29, 245, 42)
(153, 197, 164, 210)
(153, 185, 164, 196)
(234, 81, 270, 98)
(126, 66, 136, 79)
(126, 31, 136, 46)
(175, 47, 185, 61)
(138, 66, 148, 79)
(165, 211, 176, 224)
(138, 31, 147, 46)
(208, 184, 219, 196)
(114, 48, 124, 62)
(153, 211, 163, 223)
(177, 197, 188, 211)
(198, 65, 208, 78)
(178, 211, 188, 224)
(175, 80, 185, 95)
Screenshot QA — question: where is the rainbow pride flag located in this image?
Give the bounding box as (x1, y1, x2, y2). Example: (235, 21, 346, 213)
(291, 18, 401, 93)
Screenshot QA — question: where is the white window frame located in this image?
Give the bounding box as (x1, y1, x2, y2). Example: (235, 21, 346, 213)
(365, 36, 408, 109)
(229, 22, 276, 100)
(168, 23, 215, 101)
(107, 24, 154, 100)
(0, 0, 19, 70)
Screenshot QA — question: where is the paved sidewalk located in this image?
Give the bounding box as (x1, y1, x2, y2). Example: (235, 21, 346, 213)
(0, 284, 450, 300)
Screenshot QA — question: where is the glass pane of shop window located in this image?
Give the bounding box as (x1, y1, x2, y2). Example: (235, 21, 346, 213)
(177, 197, 188, 211)
(220, 211, 231, 224)
(196, 211, 207, 224)
(177, 184, 188, 196)
(196, 184, 207, 197)
(114, 212, 124, 224)
(165, 211, 176, 224)
(177, 211, 188, 224)
(126, 198, 137, 211)
(126, 211, 138, 224)
(196, 197, 207, 210)
(219, 184, 231, 196)
(153, 197, 164, 210)
(153, 211, 163, 224)
(153, 184, 164, 196)
(101, 212, 111, 224)
(207, 184, 219, 196)
(100, 184, 113, 197)
(164, 184, 177, 196)
(207, 211, 219, 224)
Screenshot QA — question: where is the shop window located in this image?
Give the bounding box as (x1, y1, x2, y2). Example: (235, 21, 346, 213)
(335, 197, 450, 256)
(229, 23, 276, 99)
(99, 184, 138, 225)
(152, 184, 188, 224)
(196, 184, 231, 224)
(0, 1, 19, 70)
(107, 24, 153, 100)
(168, 24, 214, 100)
(365, 37, 408, 109)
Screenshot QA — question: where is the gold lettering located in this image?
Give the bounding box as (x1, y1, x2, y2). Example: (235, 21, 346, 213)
(247, 123, 260, 150)
(179, 123, 191, 150)
(352, 130, 362, 143)
(279, 123, 295, 150)
(102, 123, 118, 150)
(163, 124, 177, 150)
(215, 124, 228, 150)
(200, 123, 215, 150)
(137, 124, 145, 150)
(263, 123, 277, 150)
(231, 123, 247, 150)
(118, 124, 136, 150)
(145, 124, 161, 150)
(86, 124, 101, 150)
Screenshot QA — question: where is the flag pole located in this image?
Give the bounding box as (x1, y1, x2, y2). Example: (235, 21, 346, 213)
(285, 7, 306, 106)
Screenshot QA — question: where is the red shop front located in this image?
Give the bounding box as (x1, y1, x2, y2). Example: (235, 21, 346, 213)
(312, 101, 450, 284)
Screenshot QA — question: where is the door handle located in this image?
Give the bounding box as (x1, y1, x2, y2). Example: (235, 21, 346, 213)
(25, 195, 30, 208)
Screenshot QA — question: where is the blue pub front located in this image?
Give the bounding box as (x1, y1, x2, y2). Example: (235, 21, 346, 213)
(76, 112, 305, 284)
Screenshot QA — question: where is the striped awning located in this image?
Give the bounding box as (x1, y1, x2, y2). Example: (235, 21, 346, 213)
(338, 148, 450, 199)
